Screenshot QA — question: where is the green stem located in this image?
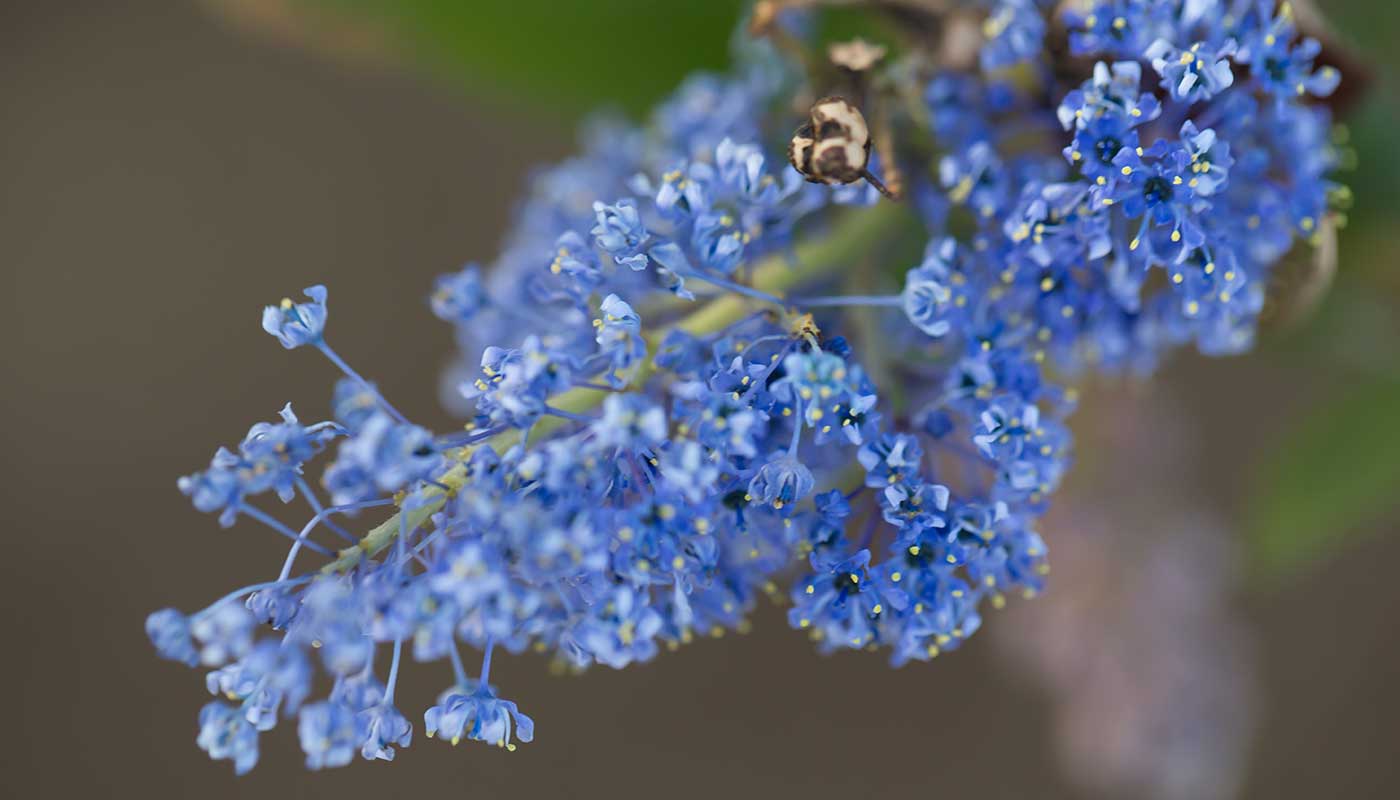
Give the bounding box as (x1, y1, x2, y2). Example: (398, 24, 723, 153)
(321, 203, 909, 574)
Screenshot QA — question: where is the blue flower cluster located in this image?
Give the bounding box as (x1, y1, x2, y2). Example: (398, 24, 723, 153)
(148, 0, 1343, 773)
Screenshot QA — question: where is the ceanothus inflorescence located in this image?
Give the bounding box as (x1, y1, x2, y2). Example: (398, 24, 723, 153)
(148, 0, 1345, 773)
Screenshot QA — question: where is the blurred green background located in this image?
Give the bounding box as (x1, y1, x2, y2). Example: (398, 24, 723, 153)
(1, 1, 1396, 798)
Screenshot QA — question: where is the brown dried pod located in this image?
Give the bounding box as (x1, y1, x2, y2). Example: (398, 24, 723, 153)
(788, 96, 897, 198)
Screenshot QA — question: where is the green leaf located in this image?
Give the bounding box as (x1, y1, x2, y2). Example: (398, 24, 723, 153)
(1247, 374, 1400, 582)
(306, 0, 746, 116)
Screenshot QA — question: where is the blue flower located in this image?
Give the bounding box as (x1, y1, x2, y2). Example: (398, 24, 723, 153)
(196, 701, 261, 775)
(747, 452, 815, 511)
(358, 702, 413, 761)
(331, 378, 379, 435)
(177, 451, 244, 527)
(1235, 14, 1340, 104)
(322, 412, 442, 505)
(889, 573, 982, 665)
(431, 264, 488, 325)
(546, 231, 603, 300)
(466, 336, 575, 429)
(857, 433, 924, 489)
(901, 238, 964, 337)
(1106, 140, 1205, 261)
(564, 585, 662, 669)
(658, 440, 722, 504)
(591, 394, 667, 452)
(1064, 0, 1159, 58)
(262, 285, 328, 349)
(298, 701, 360, 770)
(594, 294, 645, 387)
(178, 406, 342, 524)
(591, 199, 650, 269)
(1145, 38, 1237, 102)
(146, 608, 198, 666)
(789, 549, 907, 651)
(206, 640, 313, 726)
(1057, 61, 1160, 132)
(189, 602, 255, 667)
(879, 479, 950, 532)
(1177, 120, 1232, 197)
(973, 399, 1069, 501)
(424, 682, 535, 750)
(238, 403, 344, 502)
(980, 0, 1047, 70)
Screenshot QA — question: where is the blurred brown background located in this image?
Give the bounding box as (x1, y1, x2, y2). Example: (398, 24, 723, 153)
(2, 2, 1397, 798)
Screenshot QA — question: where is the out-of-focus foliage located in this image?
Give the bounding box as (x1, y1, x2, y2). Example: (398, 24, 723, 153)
(1247, 374, 1400, 581)
(1244, 0, 1400, 582)
(306, 0, 746, 114)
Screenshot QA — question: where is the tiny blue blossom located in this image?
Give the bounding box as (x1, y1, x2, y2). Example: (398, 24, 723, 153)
(425, 682, 535, 750)
(298, 701, 360, 770)
(1145, 38, 1237, 102)
(748, 452, 815, 511)
(262, 285, 328, 349)
(197, 701, 261, 775)
(431, 264, 488, 325)
(146, 608, 199, 666)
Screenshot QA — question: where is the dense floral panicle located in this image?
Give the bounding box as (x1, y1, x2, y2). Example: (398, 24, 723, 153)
(150, 0, 1343, 773)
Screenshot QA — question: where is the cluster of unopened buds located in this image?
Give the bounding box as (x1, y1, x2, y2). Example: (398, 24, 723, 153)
(149, 0, 1348, 774)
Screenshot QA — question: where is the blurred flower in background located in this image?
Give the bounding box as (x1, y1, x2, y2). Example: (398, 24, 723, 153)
(996, 387, 1256, 800)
